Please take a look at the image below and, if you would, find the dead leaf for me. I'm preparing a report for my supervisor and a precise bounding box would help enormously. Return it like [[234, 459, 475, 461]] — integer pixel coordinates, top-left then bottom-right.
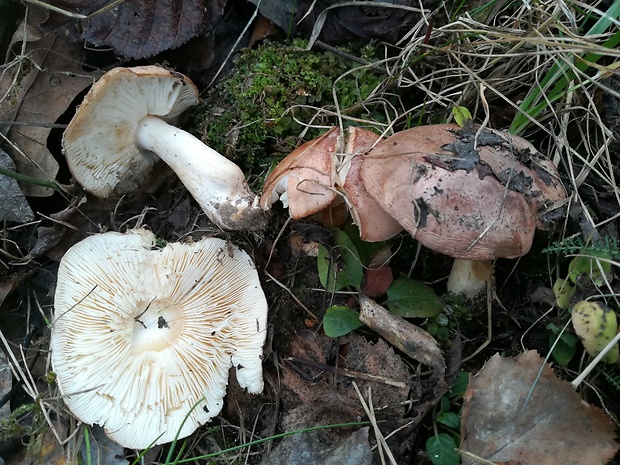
[[80, 425, 128, 465], [12, 421, 72, 465], [0, 148, 34, 222], [0, 351, 11, 420], [259, 427, 372, 465], [460, 351, 619, 465], [280, 330, 411, 460], [0, 10, 101, 197], [249, 0, 425, 45], [361, 266, 393, 297], [248, 14, 280, 47], [42, 0, 211, 59]]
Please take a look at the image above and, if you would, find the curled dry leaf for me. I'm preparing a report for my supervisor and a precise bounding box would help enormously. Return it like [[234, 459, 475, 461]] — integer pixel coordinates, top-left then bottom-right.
[[460, 351, 619, 465]]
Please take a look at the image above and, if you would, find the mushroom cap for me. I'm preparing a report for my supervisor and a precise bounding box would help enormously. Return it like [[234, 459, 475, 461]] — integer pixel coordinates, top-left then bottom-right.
[[260, 127, 339, 218], [62, 66, 199, 198], [473, 127, 567, 229], [260, 126, 403, 241], [336, 127, 403, 241], [51, 229, 267, 449], [360, 124, 538, 260]]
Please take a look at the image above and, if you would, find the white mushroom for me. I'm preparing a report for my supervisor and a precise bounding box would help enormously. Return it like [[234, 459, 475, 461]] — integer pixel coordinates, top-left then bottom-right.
[[51, 229, 268, 449], [62, 66, 267, 230]]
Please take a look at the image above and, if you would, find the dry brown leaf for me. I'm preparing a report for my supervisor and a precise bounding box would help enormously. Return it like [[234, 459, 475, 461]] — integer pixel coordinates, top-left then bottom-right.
[[361, 266, 393, 298], [42, 0, 212, 59], [460, 351, 619, 465], [0, 10, 101, 197], [280, 330, 410, 454], [0, 148, 34, 222]]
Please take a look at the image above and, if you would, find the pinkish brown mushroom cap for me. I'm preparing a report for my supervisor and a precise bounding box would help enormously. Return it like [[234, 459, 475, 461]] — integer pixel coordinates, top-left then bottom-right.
[[260, 128, 339, 219], [359, 124, 546, 260], [261, 126, 403, 241], [336, 127, 403, 242]]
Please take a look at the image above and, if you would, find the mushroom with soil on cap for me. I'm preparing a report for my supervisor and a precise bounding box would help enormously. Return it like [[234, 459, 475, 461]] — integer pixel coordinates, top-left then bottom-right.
[[51, 229, 268, 449], [260, 126, 402, 242], [360, 123, 566, 298], [62, 65, 267, 230]]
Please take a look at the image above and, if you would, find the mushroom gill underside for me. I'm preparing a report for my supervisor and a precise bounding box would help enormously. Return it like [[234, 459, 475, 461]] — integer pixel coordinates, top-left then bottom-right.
[[52, 229, 267, 449]]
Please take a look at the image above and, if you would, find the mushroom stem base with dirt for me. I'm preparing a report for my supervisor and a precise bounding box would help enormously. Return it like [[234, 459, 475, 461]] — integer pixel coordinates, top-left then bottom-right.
[[136, 115, 268, 230]]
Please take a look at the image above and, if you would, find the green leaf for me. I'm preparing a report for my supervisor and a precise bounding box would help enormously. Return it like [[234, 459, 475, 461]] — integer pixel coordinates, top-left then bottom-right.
[[451, 106, 472, 127], [342, 222, 386, 266], [549, 331, 578, 366], [323, 305, 363, 338], [385, 278, 443, 318], [572, 301, 619, 363], [437, 411, 461, 429], [449, 371, 470, 398], [547, 323, 578, 366], [567, 253, 612, 286], [317, 229, 364, 292], [553, 277, 576, 310], [426, 434, 460, 465]]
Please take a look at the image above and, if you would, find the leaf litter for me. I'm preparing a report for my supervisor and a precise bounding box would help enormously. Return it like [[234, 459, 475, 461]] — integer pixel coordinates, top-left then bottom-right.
[[0, 7, 101, 198], [1, 0, 620, 463], [460, 351, 619, 465]]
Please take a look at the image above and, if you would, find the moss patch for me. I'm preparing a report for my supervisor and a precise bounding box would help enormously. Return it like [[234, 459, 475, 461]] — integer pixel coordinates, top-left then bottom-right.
[[191, 39, 393, 178]]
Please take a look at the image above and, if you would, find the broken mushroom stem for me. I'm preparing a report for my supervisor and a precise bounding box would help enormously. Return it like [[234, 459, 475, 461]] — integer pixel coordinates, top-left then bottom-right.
[[135, 116, 266, 230]]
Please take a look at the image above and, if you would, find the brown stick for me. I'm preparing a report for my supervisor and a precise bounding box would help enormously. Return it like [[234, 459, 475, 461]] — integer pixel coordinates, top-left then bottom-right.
[[359, 295, 444, 380]]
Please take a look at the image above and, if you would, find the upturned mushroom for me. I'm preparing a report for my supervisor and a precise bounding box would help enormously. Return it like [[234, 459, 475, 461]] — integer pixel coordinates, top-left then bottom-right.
[[261, 126, 402, 241], [62, 66, 267, 230], [51, 229, 268, 449], [360, 123, 566, 298]]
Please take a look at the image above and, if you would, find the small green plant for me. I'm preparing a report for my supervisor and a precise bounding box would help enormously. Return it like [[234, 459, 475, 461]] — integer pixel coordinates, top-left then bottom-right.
[[426, 371, 469, 465], [317, 226, 470, 340], [546, 322, 578, 366], [0, 402, 35, 442], [550, 243, 613, 310], [546, 236, 618, 365], [317, 226, 366, 337]]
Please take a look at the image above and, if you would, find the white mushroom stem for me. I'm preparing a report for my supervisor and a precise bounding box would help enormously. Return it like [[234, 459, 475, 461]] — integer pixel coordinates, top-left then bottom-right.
[[135, 115, 267, 230], [446, 259, 494, 299]]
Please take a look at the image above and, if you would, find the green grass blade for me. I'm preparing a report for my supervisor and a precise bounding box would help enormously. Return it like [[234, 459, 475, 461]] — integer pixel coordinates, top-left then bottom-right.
[[510, 2, 620, 134]]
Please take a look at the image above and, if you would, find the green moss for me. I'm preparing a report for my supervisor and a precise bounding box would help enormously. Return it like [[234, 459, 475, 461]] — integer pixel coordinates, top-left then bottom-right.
[[191, 39, 390, 177]]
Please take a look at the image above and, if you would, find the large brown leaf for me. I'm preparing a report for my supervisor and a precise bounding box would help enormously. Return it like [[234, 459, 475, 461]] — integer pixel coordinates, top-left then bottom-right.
[[460, 351, 619, 465], [42, 0, 212, 59], [0, 10, 100, 197]]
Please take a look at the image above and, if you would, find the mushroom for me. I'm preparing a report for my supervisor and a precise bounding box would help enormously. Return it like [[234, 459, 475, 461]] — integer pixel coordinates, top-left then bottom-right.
[[261, 126, 402, 241], [62, 66, 267, 230], [51, 229, 268, 449], [260, 127, 340, 219], [360, 123, 566, 298]]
